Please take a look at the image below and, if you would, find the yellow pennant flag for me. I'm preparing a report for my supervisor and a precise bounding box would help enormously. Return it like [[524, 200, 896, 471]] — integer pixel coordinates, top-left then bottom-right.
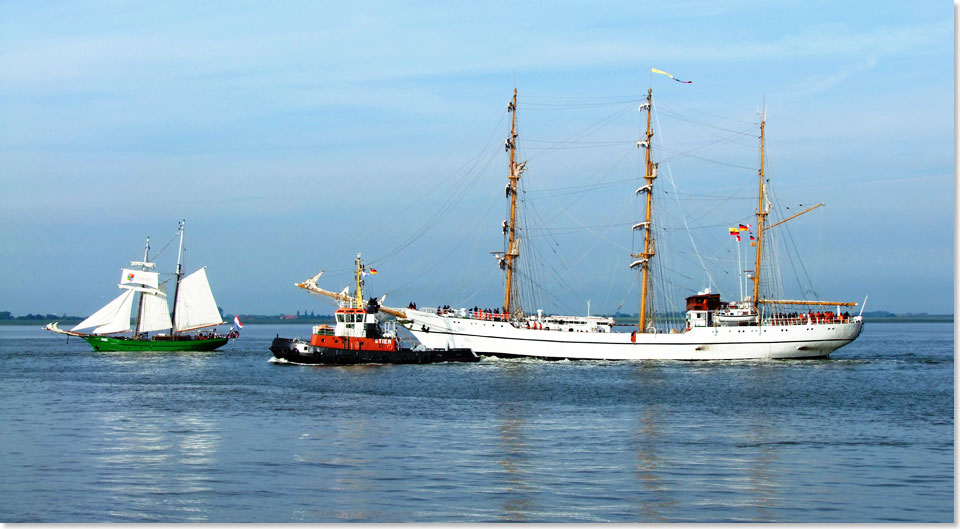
[[651, 68, 692, 84]]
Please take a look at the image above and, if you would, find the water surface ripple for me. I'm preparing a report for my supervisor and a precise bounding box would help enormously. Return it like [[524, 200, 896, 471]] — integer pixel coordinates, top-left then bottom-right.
[[0, 322, 952, 522]]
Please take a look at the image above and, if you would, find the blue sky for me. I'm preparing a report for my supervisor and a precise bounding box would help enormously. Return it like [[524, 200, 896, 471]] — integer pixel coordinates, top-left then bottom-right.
[[0, 1, 953, 316]]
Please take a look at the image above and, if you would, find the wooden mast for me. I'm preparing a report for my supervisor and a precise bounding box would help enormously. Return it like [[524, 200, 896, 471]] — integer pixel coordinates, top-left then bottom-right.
[[749, 115, 858, 312], [632, 88, 656, 331], [503, 89, 520, 315], [751, 115, 767, 310]]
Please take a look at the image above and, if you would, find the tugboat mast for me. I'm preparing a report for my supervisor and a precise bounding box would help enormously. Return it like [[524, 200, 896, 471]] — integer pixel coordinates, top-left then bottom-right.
[[354, 253, 365, 309], [632, 88, 657, 331]]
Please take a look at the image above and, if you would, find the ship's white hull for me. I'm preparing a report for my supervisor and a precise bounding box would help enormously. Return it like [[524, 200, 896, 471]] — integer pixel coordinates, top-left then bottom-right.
[[402, 310, 863, 361]]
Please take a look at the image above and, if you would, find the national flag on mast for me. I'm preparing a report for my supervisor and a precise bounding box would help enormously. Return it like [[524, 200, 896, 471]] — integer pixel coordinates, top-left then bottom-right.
[[739, 224, 750, 231], [729, 227, 739, 235], [370, 268, 378, 275], [233, 315, 243, 329]]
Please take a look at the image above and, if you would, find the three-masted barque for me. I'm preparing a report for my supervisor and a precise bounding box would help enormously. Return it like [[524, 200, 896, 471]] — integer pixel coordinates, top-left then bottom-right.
[[390, 88, 864, 360]]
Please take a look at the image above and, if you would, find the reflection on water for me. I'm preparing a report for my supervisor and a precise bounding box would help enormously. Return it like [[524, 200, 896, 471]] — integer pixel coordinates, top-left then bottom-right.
[[0, 323, 954, 522], [631, 403, 676, 521], [93, 410, 220, 521], [496, 405, 532, 521]]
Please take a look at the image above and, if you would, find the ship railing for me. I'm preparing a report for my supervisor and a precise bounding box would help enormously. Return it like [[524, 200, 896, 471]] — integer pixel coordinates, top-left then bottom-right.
[[420, 306, 512, 322], [762, 313, 858, 326], [312, 325, 335, 336]]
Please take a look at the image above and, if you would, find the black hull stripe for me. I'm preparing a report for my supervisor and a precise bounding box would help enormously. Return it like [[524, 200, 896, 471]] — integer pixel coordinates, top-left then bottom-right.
[[481, 351, 831, 361], [415, 329, 857, 347]]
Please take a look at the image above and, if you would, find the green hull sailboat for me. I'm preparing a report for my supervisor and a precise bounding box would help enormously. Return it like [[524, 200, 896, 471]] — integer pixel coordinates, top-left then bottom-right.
[[81, 334, 228, 352], [46, 220, 234, 352]]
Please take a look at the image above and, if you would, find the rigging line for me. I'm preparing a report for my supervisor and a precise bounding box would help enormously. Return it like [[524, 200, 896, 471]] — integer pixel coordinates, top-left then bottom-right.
[[661, 191, 755, 201], [525, 177, 635, 194], [772, 185, 819, 301], [524, 144, 638, 151], [654, 109, 716, 291], [654, 100, 757, 129], [524, 139, 635, 145], [320, 124, 505, 279], [525, 221, 636, 233], [656, 145, 757, 170], [512, 267, 581, 315], [542, 147, 634, 225], [368, 144, 501, 266], [521, 176, 583, 278], [149, 231, 181, 263], [655, 109, 758, 137], [453, 264, 500, 308], [526, 191, 635, 300], [657, 125, 758, 163], [680, 178, 756, 226], [381, 192, 497, 298], [446, 195, 503, 295], [344, 111, 508, 268], [610, 278, 635, 314], [516, 203, 586, 312], [524, 101, 638, 162], [523, 94, 645, 103]]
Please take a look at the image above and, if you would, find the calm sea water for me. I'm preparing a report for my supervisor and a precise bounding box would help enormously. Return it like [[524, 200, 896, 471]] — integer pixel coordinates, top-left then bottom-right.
[[0, 322, 953, 522]]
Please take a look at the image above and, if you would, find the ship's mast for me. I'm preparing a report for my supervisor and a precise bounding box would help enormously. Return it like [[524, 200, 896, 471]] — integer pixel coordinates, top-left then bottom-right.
[[751, 114, 767, 309], [503, 89, 522, 315], [632, 88, 657, 331], [354, 253, 365, 309], [170, 219, 185, 333], [133, 236, 150, 335]]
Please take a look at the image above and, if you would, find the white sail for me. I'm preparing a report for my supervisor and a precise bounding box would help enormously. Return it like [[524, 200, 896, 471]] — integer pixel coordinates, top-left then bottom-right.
[[174, 267, 224, 331], [137, 284, 172, 333], [120, 268, 159, 289], [71, 289, 135, 334]]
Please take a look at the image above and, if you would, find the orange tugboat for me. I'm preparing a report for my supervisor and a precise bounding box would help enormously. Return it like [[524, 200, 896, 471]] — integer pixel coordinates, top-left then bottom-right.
[[269, 254, 478, 365]]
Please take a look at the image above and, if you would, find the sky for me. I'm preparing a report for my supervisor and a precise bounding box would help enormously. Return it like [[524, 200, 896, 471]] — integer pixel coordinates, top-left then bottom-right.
[[0, 1, 954, 317]]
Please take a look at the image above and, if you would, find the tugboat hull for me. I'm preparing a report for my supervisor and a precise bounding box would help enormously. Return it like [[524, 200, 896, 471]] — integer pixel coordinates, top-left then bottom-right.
[[270, 337, 478, 365]]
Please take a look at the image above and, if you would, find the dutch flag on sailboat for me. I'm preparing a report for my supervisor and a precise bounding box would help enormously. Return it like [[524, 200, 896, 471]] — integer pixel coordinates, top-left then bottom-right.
[[233, 315, 243, 329]]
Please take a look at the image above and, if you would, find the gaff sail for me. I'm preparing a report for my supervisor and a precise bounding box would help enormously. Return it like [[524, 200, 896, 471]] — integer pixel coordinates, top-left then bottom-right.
[[174, 268, 224, 332], [137, 283, 173, 333]]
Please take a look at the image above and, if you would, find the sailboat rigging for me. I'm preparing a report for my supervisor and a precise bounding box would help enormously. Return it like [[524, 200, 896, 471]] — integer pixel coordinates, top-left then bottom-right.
[[45, 220, 234, 352]]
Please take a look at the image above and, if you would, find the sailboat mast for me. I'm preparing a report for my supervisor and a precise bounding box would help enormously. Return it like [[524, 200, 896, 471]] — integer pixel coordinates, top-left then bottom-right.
[[635, 88, 656, 331], [503, 89, 520, 315], [751, 115, 767, 309], [170, 219, 185, 333], [133, 236, 150, 335]]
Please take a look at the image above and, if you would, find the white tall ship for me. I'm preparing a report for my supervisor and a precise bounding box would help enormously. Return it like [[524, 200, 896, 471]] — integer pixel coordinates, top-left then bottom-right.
[[299, 87, 864, 360]]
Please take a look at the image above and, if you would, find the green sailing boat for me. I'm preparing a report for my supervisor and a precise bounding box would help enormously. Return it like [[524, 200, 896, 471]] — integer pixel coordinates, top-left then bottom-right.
[[45, 220, 234, 352]]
